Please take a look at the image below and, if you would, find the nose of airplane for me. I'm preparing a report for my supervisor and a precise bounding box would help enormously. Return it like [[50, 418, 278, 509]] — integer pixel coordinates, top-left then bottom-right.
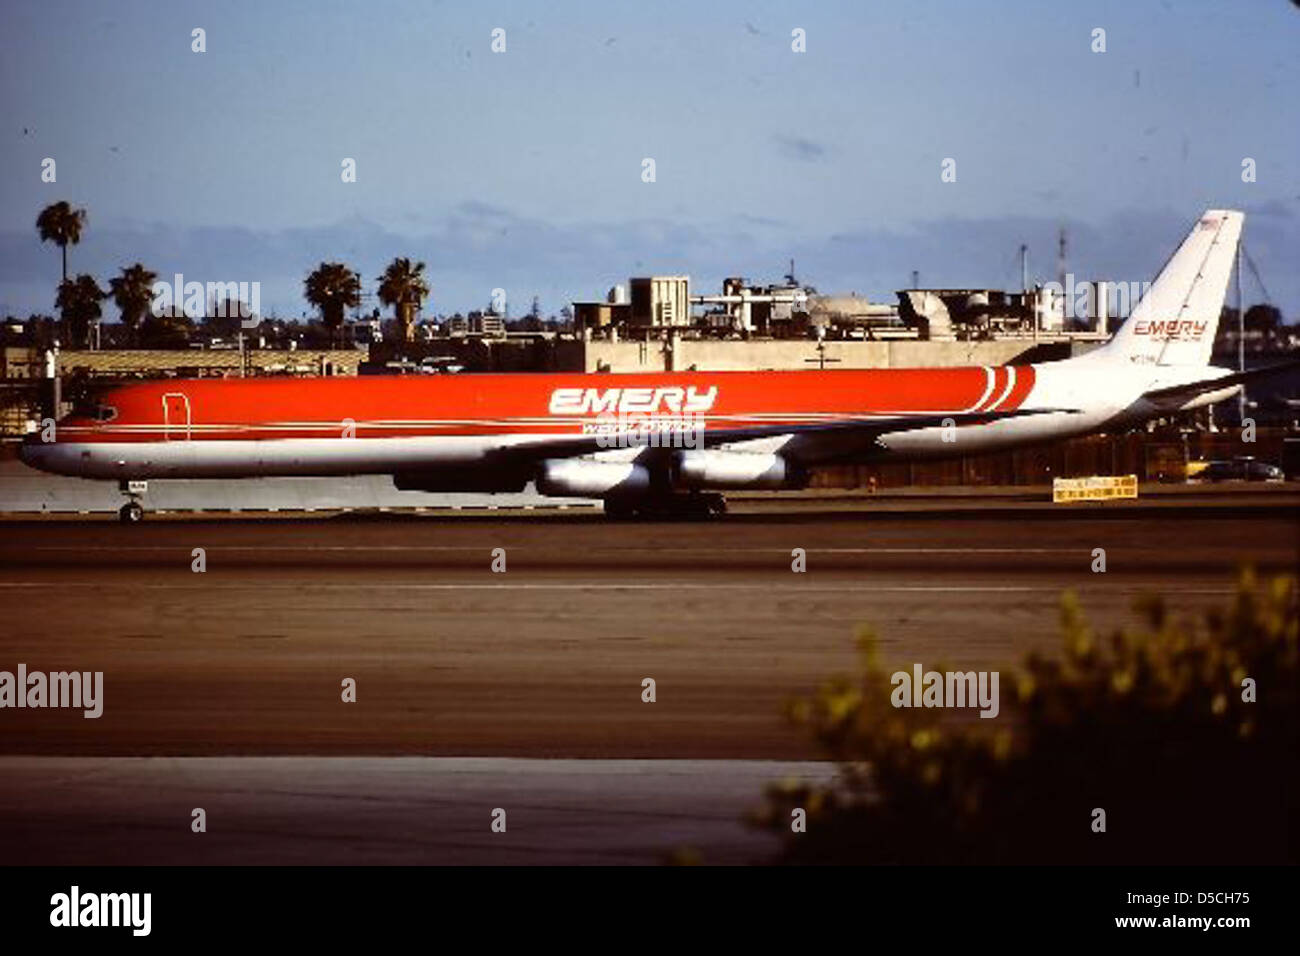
[[19, 432, 49, 470]]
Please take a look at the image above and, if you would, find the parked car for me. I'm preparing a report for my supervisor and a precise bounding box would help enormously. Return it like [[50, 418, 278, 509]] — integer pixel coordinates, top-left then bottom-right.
[[1195, 457, 1285, 482]]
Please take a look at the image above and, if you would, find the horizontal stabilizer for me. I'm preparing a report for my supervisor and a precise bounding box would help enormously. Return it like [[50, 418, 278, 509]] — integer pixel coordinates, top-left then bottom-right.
[[1140, 358, 1300, 406]]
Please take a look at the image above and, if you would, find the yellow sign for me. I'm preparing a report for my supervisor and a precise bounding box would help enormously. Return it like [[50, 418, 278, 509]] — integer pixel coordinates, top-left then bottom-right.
[[1052, 474, 1139, 503]]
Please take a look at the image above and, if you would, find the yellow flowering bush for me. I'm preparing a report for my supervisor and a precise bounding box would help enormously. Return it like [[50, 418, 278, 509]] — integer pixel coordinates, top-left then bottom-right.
[[754, 571, 1297, 863]]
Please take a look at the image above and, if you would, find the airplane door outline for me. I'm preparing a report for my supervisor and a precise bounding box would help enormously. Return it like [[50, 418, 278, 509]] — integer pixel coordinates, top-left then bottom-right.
[[162, 392, 191, 441]]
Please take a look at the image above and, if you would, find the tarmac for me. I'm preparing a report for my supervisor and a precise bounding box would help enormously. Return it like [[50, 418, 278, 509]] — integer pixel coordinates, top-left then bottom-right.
[[0, 757, 832, 865]]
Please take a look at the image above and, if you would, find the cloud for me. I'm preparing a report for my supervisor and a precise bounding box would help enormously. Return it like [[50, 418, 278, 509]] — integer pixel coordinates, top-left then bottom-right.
[[772, 135, 827, 162]]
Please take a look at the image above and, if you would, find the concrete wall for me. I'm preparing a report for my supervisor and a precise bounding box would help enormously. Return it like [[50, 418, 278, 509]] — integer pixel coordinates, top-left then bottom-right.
[[580, 340, 669, 372], [676, 339, 889, 371], [41, 339, 1101, 379], [882, 340, 1032, 368]]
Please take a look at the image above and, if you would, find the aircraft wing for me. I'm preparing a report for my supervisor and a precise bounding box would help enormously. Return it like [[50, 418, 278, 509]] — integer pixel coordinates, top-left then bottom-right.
[[500, 407, 1068, 464]]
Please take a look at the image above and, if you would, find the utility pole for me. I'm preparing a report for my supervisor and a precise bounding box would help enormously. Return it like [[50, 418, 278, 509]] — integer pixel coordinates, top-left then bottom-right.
[[1020, 244, 1028, 294], [1057, 227, 1067, 301]]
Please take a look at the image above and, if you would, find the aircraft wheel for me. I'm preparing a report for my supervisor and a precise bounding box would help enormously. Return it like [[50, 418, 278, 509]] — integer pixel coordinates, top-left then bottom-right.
[[119, 501, 145, 524], [683, 493, 726, 520], [603, 498, 639, 520]]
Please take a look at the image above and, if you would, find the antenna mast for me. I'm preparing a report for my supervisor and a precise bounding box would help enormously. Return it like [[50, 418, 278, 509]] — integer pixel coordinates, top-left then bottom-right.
[[1236, 234, 1245, 421]]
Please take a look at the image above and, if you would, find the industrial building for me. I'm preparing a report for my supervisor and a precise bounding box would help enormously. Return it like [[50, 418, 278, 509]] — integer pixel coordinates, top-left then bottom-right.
[[571, 270, 1119, 344]]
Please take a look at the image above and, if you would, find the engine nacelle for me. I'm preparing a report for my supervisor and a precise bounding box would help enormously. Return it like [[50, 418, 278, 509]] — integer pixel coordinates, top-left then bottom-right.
[[674, 450, 794, 489], [536, 459, 651, 498]]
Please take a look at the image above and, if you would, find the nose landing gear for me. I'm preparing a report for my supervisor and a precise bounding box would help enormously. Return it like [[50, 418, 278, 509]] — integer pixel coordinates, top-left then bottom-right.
[[118, 479, 148, 524]]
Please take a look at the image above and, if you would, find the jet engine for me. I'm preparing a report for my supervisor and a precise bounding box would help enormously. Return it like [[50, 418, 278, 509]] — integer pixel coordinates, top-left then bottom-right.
[[536, 459, 652, 497], [673, 450, 796, 489]]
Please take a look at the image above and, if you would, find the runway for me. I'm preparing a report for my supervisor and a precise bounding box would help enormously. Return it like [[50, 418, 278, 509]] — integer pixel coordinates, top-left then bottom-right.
[[1, 493, 1296, 758], [0, 492, 1295, 863]]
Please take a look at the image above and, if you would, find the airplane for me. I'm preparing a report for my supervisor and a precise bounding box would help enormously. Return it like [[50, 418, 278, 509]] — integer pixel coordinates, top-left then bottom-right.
[[19, 208, 1289, 522]]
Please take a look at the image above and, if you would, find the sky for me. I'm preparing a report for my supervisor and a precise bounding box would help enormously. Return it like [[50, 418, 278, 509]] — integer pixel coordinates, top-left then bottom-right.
[[1, 0, 1297, 321]]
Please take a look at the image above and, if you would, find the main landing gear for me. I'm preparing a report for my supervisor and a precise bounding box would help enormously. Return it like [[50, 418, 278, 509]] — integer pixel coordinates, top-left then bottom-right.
[[603, 492, 727, 521], [118, 480, 147, 524]]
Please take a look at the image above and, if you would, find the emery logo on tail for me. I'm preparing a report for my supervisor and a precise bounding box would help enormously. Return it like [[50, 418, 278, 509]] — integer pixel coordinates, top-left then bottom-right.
[[1132, 320, 1208, 341], [549, 385, 718, 416]]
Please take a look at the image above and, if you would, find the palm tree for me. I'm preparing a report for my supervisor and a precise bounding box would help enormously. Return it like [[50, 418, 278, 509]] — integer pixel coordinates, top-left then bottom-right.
[[377, 257, 431, 343], [55, 274, 107, 349], [304, 262, 361, 348], [209, 294, 251, 339], [140, 303, 193, 349], [36, 201, 88, 284], [108, 263, 158, 347]]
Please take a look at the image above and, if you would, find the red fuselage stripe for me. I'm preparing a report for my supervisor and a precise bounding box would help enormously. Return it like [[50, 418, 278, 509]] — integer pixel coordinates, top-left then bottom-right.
[[52, 366, 1038, 444]]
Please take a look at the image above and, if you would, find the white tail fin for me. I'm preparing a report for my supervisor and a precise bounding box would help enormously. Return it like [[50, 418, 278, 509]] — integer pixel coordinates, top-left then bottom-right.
[[1095, 209, 1243, 367]]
